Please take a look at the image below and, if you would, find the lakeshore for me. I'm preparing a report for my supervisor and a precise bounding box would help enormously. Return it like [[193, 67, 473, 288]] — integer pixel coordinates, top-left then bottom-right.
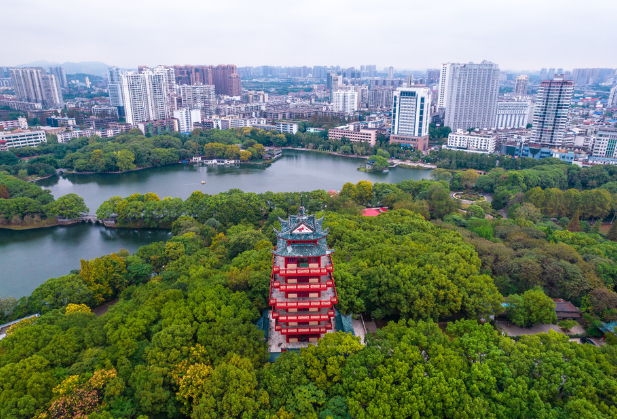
[[1, 149, 433, 298]]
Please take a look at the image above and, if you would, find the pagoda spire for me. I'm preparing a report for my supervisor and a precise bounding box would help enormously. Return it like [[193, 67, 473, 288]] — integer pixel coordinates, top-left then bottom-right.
[[299, 194, 305, 216]]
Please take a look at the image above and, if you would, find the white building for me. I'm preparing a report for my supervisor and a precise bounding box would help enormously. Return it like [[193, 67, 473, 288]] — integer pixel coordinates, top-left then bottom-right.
[[442, 61, 500, 131], [391, 87, 431, 137], [591, 129, 617, 158], [9, 68, 63, 107], [0, 130, 47, 148], [444, 130, 497, 154], [107, 67, 124, 108], [121, 70, 170, 125], [332, 89, 358, 114], [50, 66, 68, 89], [153, 66, 176, 94], [0, 117, 28, 130], [57, 126, 131, 143], [437, 63, 454, 109], [276, 122, 299, 134], [531, 75, 574, 146], [173, 109, 202, 133], [178, 84, 216, 118], [495, 101, 530, 129], [609, 85, 617, 108]]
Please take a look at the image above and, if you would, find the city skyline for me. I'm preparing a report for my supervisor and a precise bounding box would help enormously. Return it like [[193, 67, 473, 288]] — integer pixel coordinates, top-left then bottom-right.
[[3, 0, 616, 70]]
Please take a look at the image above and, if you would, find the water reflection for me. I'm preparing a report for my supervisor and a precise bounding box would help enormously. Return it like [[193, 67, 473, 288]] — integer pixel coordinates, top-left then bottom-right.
[[0, 224, 171, 298]]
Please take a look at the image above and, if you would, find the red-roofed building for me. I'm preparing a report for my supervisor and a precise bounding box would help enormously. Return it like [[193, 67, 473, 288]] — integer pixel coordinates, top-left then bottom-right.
[[362, 207, 388, 217]]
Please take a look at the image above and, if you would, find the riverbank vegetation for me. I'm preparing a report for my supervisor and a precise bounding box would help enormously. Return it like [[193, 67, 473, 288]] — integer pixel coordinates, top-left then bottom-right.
[[0, 174, 88, 227], [3, 183, 617, 418], [0, 127, 423, 178]]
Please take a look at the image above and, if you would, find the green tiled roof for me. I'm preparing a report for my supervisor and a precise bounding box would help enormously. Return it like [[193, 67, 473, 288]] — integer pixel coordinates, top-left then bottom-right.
[[273, 207, 334, 257], [272, 239, 334, 257]]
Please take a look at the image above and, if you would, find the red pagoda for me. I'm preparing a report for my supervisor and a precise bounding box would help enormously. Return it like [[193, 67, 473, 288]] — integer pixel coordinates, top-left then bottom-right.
[[269, 205, 337, 345]]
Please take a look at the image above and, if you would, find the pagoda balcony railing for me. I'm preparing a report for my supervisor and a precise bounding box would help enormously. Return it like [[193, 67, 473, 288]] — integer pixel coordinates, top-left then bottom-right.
[[274, 322, 333, 335], [272, 281, 334, 291], [272, 265, 333, 276], [269, 297, 338, 309], [272, 311, 335, 322]]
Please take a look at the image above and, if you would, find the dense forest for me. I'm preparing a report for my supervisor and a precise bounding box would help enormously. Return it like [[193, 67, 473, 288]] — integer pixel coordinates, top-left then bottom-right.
[[6, 125, 617, 416], [3, 202, 617, 418], [0, 174, 88, 225]]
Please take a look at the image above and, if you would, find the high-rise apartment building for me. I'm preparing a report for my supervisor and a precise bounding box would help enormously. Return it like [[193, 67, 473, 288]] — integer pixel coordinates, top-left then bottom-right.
[[332, 89, 358, 114], [178, 84, 216, 117], [368, 88, 394, 110], [361, 65, 376, 78], [237, 66, 253, 79], [530, 75, 574, 146], [172, 64, 241, 96], [49, 66, 68, 88], [120, 70, 170, 125], [107, 67, 124, 108], [437, 63, 453, 109], [327, 73, 342, 98], [211, 65, 241, 96], [514, 75, 529, 96], [388, 67, 394, 79], [9, 67, 63, 107], [173, 109, 202, 133], [312, 66, 328, 79], [152, 66, 176, 94], [173, 65, 212, 85], [495, 101, 530, 129], [608, 85, 617, 107], [427, 69, 440, 84], [391, 87, 431, 137], [442, 61, 500, 131], [572, 68, 616, 86]]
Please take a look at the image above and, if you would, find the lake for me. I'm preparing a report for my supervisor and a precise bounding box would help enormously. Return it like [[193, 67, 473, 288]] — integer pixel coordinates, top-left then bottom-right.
[[0, 150, 432, 298]]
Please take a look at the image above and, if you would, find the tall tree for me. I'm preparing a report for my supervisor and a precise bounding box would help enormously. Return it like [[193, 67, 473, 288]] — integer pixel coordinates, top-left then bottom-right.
[[567, 211, 581, 232]]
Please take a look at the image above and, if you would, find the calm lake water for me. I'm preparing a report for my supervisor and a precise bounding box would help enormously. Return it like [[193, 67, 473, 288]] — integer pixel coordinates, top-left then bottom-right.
[[0, 150, 432, 299]]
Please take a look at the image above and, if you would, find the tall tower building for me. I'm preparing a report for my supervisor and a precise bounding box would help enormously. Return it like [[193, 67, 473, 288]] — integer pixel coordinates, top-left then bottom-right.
[[211, 65, 241, 96], [107, 67, 124, 108], [120, 70, 170, 125], [514, 75, 529, 96], [178, 84, 216, 117], [332, 88, 358, 114], [608, 85, 617, 108], [531, 75, 574, 146], [152, 66, 176, 94], [389, 87, 431, 151], [437, 63, 454, 109], [9, 67, 63, 107], [49, 66, 68, 88], [388, 66, 394, 79], [268, 206, 337, 345], [443, 61, 500, 131], [327, 73, 342, 98], [391, 87, 431, 137]]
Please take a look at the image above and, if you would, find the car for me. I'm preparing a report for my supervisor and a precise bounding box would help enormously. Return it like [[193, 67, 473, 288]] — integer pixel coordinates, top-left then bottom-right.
[[580, 337, 596, 346]]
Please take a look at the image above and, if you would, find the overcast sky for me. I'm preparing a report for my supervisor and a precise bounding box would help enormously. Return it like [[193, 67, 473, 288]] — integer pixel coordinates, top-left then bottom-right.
[[4, 0, 616, 71]]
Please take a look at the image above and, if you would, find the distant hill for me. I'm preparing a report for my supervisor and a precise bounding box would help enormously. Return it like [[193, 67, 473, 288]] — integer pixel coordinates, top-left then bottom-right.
[[15, 61, 111, 77]]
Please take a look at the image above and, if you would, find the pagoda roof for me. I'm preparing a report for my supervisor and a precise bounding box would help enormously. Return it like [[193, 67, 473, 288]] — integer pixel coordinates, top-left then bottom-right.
[[274, 206, 329, 241], [272, 239, 334, 257]]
